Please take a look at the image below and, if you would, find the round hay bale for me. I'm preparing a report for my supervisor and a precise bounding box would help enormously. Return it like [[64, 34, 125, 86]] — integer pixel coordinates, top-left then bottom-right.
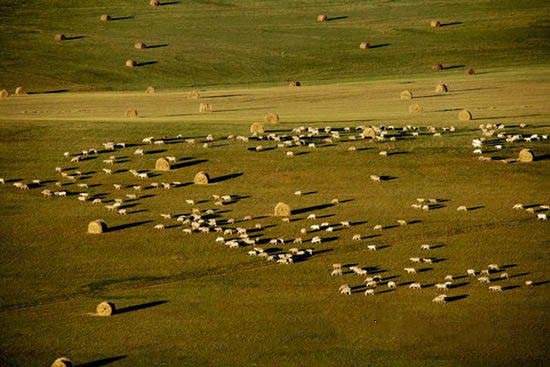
[[264, 112, 280, 124], [96, 301, 116, 316], [458, 110, 472, 121], [126, 109, 138, 118], [155, 157, 171, 171], [0, 89, 9, 98], [145, 86, 156, 94], [465, 68, 475, 75], [15, 86, 26, 95], [150, 0, 160, 8], [518, 149, 534, 162], [359, 42, 370, 50], [432, 64, 443, 71], [134, 42, 147, 50], [317, 15, 327, 22], [274, 202, 291, 217], [363, 127, 377, 139], [194, 171, 210, 185], [409, 103, 423, 113], [54, 34, 66, 42], [430, 20, 441, 28], [100, 14, 112, 22], [289, 80, 301, 87], [125, 59, 137, 68], [250, 122, 265, 134], [87, 219, 107, 234], [51, 357, 73, 367], [435, 83, 448, 93], [400, 90, 413, 100]]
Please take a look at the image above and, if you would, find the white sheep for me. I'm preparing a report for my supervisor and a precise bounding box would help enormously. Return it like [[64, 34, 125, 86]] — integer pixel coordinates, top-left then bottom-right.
[[467, 269, 476, 276], [387, 281, 397, 289], [457, 206, 468, 211], [404, 267, 416, 274], [397, 220, 407, 226], [370, 175, 381, 182], [478, 276, 490, 284], [488, 285, 502, 292], [331, 269, 343, 276], [364, 289, 375, 296], [420, 244, 431, 250], [432, 295, 447, 304], [307, 214, 316, 220], [352, 234, 361, 241], [367, 245, 377, 251], [373, 225, 383, 231], [537, 213, 547, 221], [118, 209, 127, 215], [339, 284, 352, 295], [409, 283, 421, 289], [513, 203, 523, 210], [154, 224, 165, 230]]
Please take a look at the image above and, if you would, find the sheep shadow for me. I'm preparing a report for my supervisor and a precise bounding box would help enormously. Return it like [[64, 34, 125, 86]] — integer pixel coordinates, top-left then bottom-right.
[[380, 176, 398, 181], [76, 355, 127, 367], [502, 285, 520, 291], [449, 282, 469, 289], [533, 280, 550, 287], [446, 294, 468, 302], [106, 220, 153, 232], [292, 203, 334, 215], [467, 206, 485, 211], [209, 172, 244, 183], [113, 300, 168, 315]]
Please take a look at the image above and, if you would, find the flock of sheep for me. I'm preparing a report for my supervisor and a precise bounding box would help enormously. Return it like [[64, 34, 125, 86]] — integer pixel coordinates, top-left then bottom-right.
[[2, 120, 547, 310]]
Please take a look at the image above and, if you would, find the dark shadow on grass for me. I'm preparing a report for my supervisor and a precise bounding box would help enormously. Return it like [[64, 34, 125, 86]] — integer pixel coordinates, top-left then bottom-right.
[[146, 44, 168, 49], [467, 206, 484, 211], [171, 159, 207, 169], [106, 220, 153, 232], [292, 203, 334, 215], [209, 172, 244, 183], [533, 280, 549, 287], [369, 43, 390, 49], [449, 282, 469, 289], [114, 300, 167, 315], [111, 16, 134, 21], [136, 61, 158, 67], [443, 65, 465, 70], [326, 16, 348, 21], [28, 89, 69, 94], [380, 176, 398, 181], [440, 21, 463, 27], [76, 355, 127, 367], [160, 1, 181, 5], [145, 149, 167, 155], [446, 294, 468, 302], [502, 285, 520, 291], [65, 36, 87, 40]]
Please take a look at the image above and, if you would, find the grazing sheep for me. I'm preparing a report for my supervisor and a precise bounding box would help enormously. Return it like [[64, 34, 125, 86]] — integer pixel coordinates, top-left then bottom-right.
[[387, 281, 397, 289], [467, 269, 476, 276], [373, 225, 383, 231], [103, 168, 112, 175], [367, 245, 377, 251], [154, 224, 165, 230], [500, 272, 509, 279], [397, 220, 407, 226], [409, 283, 422, 289], [513, 204, 524, 210], [310, 224, 320, 231], [404, 267, 416, 274], [331, 268, 343, 276], [307, 214, 316, 220], [294, 191, 302, 196], [160, 214, 171, 219], [113, 184, 122, 190], [478, 276, 490, 283], [339, 284, 352, 295], [352, 234, 361, 241], [293, 238, 303, 244], [432, 295, 447, 304], [488, 264, 500, 271], [444, 275, 454, 281], [525, 280, 533, 287], [311, 236, 321, 244], [118, 209, 127, 215], [331, 198, 339, 204], [410, 257, 421, 263], [537, 213, 547, 221], [457, 206, 468, 211], [364, 289, 375, 296], [370, 175, 381, 182], [134, 149, 144, 156], [421, 244, 431, 250], [340, 221, 350, 227], [489, 285, 503, 292], [92, 198, 102, 205]]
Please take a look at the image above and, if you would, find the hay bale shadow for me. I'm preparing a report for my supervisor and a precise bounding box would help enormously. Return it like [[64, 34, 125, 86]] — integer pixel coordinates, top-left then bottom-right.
[[65, 36, 87, 41], [136, 61, 158, 67], [111, 16, 134, 21], [440, 21, 463, 27], [326, 16, 348, 21], [113, 300, 167, 315], [369, 43, 390, 49], [292, 203, 334, 215], [442, 65, 465, 70], [146, 44, 168, 49], [106, 220, 153, 232], [209, 172, 244, 183], [76, 355, 127, 367]]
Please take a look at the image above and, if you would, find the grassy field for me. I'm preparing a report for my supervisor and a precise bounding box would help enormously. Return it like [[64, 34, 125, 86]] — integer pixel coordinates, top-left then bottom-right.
[[0, 1, 549, 366]]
